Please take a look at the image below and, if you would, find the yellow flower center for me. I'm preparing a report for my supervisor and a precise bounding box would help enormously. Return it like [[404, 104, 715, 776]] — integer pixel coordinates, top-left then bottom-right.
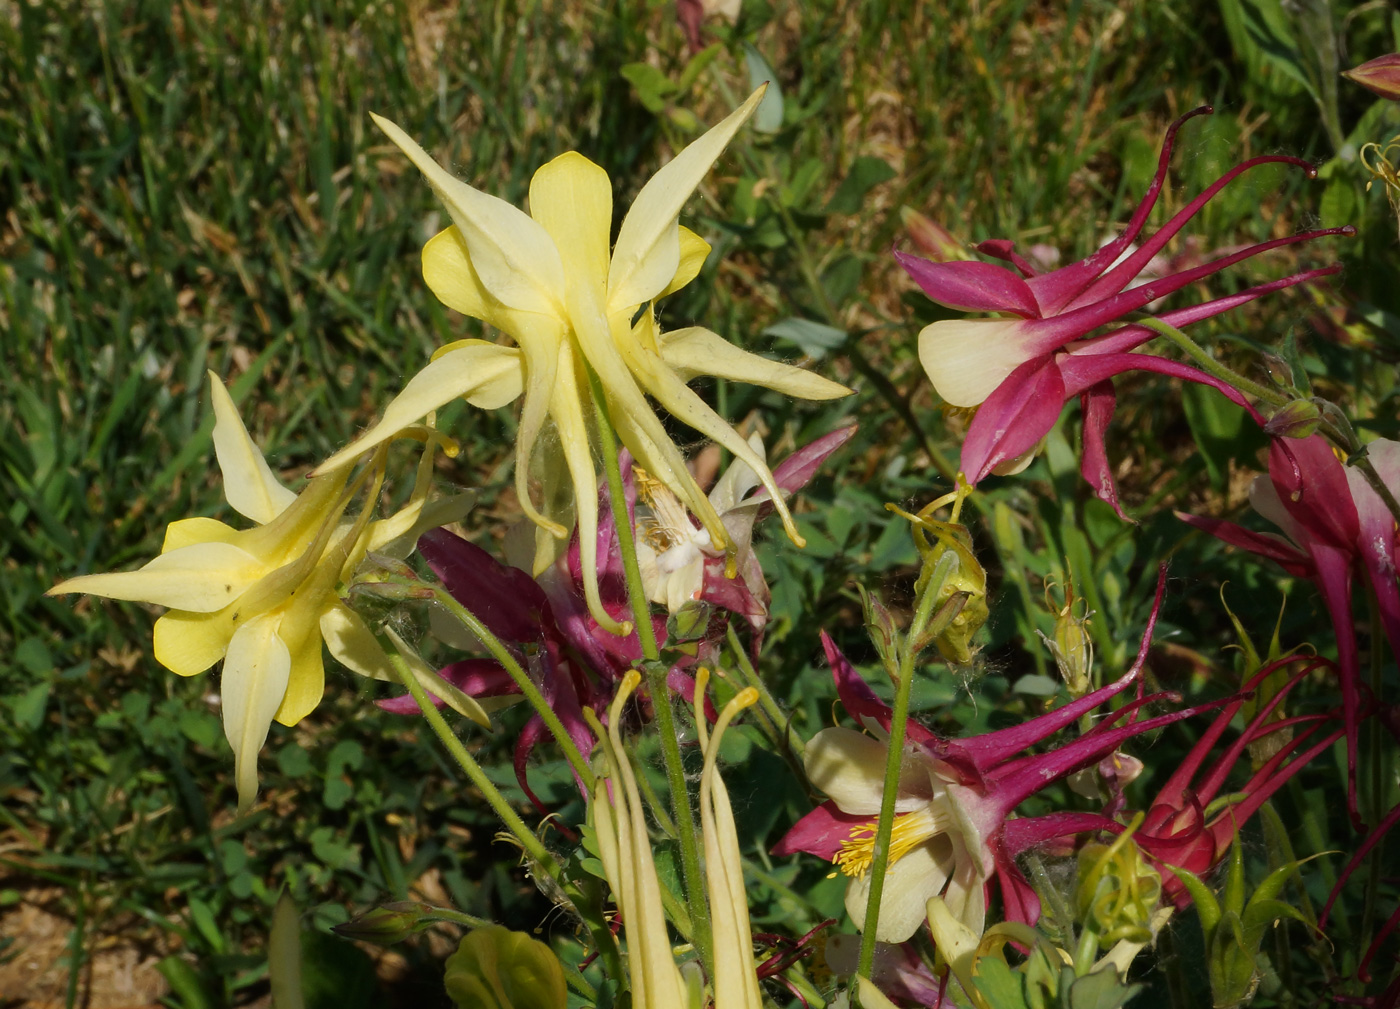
[[833, 806, 949, 879]]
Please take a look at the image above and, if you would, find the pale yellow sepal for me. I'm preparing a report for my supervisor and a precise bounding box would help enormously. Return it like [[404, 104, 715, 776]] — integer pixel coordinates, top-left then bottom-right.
[[51, 541, 266, 613], [659, 326, 851, 399], [371, 113, 566, 317], [314, 343, 524, 475], [607, 84, 766, 313], [208, 370, 296, 523]]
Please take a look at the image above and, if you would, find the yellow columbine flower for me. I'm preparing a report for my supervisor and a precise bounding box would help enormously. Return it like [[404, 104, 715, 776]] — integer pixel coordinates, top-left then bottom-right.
[[49, 373, 484, 811], [588, 669, 763, 1009], [316, 86, 850, 634]]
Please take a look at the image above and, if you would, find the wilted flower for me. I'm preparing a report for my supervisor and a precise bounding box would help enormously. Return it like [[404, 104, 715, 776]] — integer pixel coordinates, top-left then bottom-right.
[[1179, 435, 1400, 821], [316, 88, 849, 634], [898, 107, 1348, 511], [48, 374, 466, 810]]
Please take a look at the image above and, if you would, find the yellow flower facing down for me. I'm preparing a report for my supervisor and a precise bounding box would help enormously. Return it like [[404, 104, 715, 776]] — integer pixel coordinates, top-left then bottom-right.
[[316, 86, 850, 634], [49, 373, 485, 811]]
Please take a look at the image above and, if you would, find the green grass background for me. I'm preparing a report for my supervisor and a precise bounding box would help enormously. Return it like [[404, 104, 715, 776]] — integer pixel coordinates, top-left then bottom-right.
[[3, 0, 1400, 1006]]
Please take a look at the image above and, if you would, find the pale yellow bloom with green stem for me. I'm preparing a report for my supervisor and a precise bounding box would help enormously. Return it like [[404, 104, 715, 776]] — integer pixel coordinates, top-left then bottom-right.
[[49, 373, 483, 811], [588, 668, 764, 1009], [315, 85, 850, 634]]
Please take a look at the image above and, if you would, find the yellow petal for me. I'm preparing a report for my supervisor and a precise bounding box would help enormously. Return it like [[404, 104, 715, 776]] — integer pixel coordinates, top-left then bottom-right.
[[312, 343, 524, 475], [274, 616, 325, 727], [422, 226, 497, 323], [657, 226, 710, 299], [658, 326, 851, 399], [528, 152, 613, 297], [220, 615, 292, 813], [367, 491, 476, 559], [50, 541, 265, 613], [163, 516, 239, 553], [607, 85, 767, 313], [208, 371, 297, 524], [925, 895, 983, 1004], [918, 318, 1038, 408], [371, 113, 566, 317], [855, 978, 902, 1009], [153, 610, 231, 676], [322, 604, 393, 679]]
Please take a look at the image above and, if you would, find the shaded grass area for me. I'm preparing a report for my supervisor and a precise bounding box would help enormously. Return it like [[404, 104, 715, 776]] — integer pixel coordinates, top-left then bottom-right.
[[3, 0, 1398, 1005]]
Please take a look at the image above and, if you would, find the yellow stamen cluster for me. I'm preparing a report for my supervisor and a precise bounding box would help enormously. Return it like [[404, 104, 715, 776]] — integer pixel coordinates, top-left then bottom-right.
[[834, 806, 947, 879], [633, 465, 700, 553]]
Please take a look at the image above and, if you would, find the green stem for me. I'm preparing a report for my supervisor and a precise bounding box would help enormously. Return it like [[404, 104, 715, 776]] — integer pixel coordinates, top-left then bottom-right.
[[857, 551, 958, 978], [1024, 850, 1077, 950], [430, 584, 594, 792], [387, 646, 561, 878], [584, 361, 713, 969], [727, 623, 804, 760], [1142, 317, 1288, 409]]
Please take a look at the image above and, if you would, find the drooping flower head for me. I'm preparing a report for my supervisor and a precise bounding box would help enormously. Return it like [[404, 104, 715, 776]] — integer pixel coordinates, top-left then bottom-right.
[[49, 374, 464, 810], [774, 572, 1233, 941], [1179, 435, 1400, 822], [899, 106, 1350, 510], [316, 88, 850, 635]]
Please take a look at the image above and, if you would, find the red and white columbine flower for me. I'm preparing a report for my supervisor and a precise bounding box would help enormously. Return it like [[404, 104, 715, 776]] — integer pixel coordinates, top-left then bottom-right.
[[774, 573, 1230, 941], [1179, 435, 1400, 823], [898, 106, 1350, 513]]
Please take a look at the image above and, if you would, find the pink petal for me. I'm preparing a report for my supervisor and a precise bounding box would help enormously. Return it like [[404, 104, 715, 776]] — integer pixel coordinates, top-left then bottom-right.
[[375, 659, 515, 715], [1028, 106, 1211, 316], [771, 800, 862, 859], [820, 631, 938, 747], [419, 529, 550, 643], [975, 238, 1039, 279], [959, 356, 1064, 484], [1175, 511, 1313, 577], [1079, 381, 1127, 519], [895, 251, 1041, 318], [1268, 435, 1361, 549]]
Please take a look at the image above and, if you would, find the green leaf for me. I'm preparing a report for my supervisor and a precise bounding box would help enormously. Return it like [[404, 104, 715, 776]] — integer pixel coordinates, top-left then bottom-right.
[[826, 155, 896, 215], [971, 956, 1031, 1009], [676, 43, 723, 94], [9, 682, 50, 731], [743, 44, 784, 133], [761, 317, 848, 358], [156, 956, 213, 1009], [619, 63, 676, 114]]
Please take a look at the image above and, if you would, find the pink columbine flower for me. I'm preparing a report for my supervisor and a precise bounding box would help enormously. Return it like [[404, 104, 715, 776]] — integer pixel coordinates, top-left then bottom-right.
[[1179, 436, 1400, 823], [898, 106, 1350, 512], [1129, 657, 1344, 903], [773, 572, 1231, 941]]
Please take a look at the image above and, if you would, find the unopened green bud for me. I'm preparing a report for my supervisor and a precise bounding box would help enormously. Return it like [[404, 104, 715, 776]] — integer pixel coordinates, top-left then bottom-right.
[[1040, 585, 1094, 696], [898, 507, 988, 664], [332, 901, 436, 945], [1263, 399, 1323, 440], [1343, 53, 1400, 101], [444, 926, 567, 1009]]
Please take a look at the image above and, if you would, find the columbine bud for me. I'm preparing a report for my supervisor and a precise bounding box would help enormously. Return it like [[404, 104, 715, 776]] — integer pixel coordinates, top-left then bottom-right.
[[899, 206, 970, 262], [1343, 54, 1400, 101], [1039, 583, 1094, 696], [444, 926, 567, 1009], [1263, 398, 1323, 439], [901, 511, 988, 664], [332, 901, 436, 945]]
